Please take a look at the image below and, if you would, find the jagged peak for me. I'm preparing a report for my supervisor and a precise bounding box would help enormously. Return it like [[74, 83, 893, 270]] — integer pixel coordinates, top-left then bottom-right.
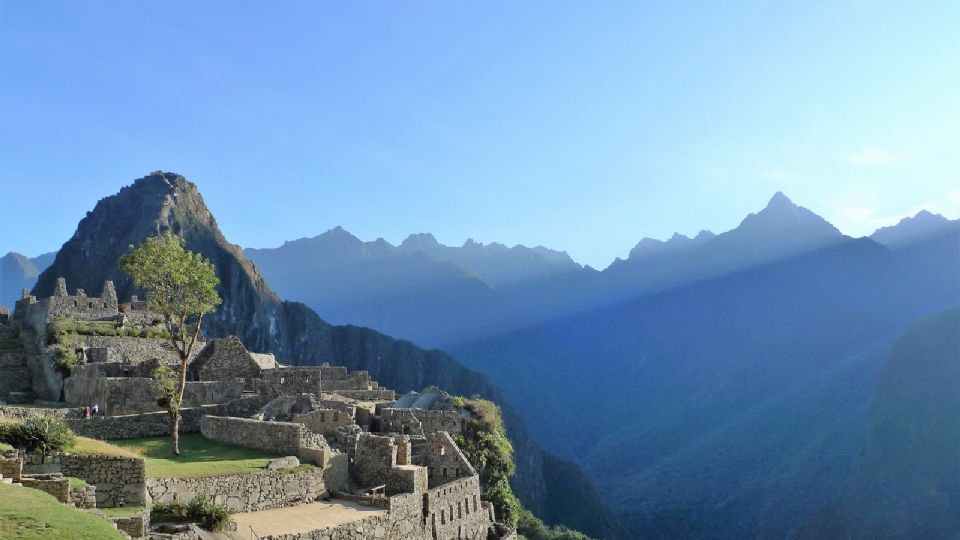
[[628, 229, 716, 259], [766, 191, 796, 210], [401, 232, 441, 249]]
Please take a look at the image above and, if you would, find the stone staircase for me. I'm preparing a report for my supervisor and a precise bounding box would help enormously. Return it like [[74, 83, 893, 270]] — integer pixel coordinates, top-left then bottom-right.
[[0, 320, 34, 403]]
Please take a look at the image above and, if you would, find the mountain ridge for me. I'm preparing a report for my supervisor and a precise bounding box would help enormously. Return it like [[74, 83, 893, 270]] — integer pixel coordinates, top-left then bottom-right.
[[31, 171, 626, 539]]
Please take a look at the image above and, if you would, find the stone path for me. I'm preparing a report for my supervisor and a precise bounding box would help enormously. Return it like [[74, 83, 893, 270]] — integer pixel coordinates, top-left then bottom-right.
[[229, 500, 385, 539]]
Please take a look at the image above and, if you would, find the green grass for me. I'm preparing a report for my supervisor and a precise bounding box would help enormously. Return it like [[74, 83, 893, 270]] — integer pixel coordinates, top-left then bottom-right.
[[67, 437, 140, 458], [0, 442, 12, 452], [66, 477, 88, 490], [109, 434, 275, 478], [0, 482, 125, 539], [98, 506, 145, 518]]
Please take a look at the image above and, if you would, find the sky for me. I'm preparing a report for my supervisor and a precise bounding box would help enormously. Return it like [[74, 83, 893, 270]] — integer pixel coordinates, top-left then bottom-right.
[[1, 1, 958, 268]]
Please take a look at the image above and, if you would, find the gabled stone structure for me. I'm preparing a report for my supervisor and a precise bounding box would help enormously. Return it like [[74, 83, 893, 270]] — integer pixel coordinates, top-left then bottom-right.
[[187, 335, 275, 386]]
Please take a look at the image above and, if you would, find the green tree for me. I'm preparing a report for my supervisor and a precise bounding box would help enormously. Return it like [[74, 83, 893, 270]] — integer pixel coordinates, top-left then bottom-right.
[[120, 233, 221, 455], [453, 397, 521, 527]]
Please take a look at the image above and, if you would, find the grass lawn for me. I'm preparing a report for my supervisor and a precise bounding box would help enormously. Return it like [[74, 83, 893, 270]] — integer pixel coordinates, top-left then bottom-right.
[[109, 434, 276, 478], [65, 476, 88, 489], [67, 437, 140, 458], [0, 482, 125, 539]]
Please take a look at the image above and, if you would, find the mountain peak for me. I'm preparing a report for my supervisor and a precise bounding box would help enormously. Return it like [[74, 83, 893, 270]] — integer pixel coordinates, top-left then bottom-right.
[[400, 233, 441, 251], [765, 191, 797, 211], [871, 209, 956, 247]]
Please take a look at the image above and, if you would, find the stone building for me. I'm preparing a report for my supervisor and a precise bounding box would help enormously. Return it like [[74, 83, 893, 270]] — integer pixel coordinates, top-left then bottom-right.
[[2, 280, 512, 539]]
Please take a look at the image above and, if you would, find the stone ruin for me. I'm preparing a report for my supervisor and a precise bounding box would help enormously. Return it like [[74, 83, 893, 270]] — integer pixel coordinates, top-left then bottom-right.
[[0, 279, 514, 539]]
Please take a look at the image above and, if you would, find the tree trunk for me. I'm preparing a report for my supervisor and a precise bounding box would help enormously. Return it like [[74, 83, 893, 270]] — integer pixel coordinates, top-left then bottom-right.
[[170, 410, 181, 455]]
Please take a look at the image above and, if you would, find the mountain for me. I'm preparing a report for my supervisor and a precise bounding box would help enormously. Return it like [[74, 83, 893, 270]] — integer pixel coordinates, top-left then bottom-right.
[[31, 171, 625, 539], [244, 229, 526, 348], [0, 251, 56, 310], [396, 233, 582, 288], [800, 307, 960, 539], [599, 192, 846, 302], [448, 201, 958, 537], [870, 210, 958, 247]]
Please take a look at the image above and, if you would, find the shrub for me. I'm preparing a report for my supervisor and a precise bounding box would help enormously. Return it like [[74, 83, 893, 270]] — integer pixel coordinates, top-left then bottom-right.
[[52, 343, 82, 374], [187, 494, 230, 531], [487, 478, 522, 528], [517, 510, 592, 540], [151, 495, 230, 532], [0, 415, 76, 453]]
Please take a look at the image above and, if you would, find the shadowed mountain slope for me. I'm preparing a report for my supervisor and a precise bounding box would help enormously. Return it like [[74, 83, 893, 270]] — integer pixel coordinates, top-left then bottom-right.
[[800, 306, 960, 540], [31, 171, 625, 539], [452, 229, 958, 538]]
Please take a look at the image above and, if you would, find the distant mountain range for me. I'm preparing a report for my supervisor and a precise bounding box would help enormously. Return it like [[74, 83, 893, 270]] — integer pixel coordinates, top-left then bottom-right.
[[10, 177, 958, 538], [25, 172, 625, 540], [245, 193, 959, 538], [0, 251, 55, 310]]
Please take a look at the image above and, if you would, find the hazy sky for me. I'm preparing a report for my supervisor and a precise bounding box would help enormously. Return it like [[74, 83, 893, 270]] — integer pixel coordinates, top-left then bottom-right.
[[2, 2, 958, 268]]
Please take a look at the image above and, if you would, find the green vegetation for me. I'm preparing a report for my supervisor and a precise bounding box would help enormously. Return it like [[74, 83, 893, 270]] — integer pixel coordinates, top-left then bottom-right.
[[151, 494, 231, 531], [48, 318, 171, 341], [454, 397, 521, 528], [453, 397, 595, 537], [517, 510, 592, 540], [0, 415, 75, 453], [67, 437, 141, 458], [0, 441, 12, 452], [0, 482, 125, 539], [120, 232, 222, 455], [110, 434, 273, 478], [66, 476, 88, 490]]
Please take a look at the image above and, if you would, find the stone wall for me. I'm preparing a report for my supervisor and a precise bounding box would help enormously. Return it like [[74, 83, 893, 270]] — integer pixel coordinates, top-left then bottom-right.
[[425, 475, 495, 540], [380, 408, 462, 437], [416, 431, 476, 489], [146, 466, 336, 512], [21, 452, 147, 507], [353, 433, 429, 496], [260, 482, 496, 540], [21, 475, 70, 502], [328, 389, 396, 401], [70, 484, 97, 509], [187, 336, 263, 383], [260, 367, 324, 395], [111, 511, 149, 538], [75, 335, 202, 365], [64, 364, 244, 415], [0, 405, 78, 421], [0, 455, 23, 481], [200, 415, 322, 458], [354, 433, 397, 489], [292, 409, 355, 436], [66, 397, 266, 440], [60, 454, 147, 507], [15, 278, 120, 327]]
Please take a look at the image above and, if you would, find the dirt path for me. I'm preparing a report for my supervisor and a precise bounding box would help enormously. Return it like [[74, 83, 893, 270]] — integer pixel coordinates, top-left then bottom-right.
[[229, 500, 385, 539]]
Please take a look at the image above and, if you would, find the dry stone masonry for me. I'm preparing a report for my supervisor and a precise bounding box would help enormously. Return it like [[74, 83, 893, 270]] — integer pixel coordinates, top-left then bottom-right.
[[1, 281, 514, 539]]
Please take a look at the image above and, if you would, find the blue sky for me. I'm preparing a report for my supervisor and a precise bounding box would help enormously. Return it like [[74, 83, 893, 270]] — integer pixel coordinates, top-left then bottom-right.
[[2, 1, 958, 268]]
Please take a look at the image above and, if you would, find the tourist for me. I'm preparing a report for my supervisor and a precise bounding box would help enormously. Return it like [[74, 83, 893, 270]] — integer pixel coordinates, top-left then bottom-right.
[[92, 403, 100, 416], [83, 406, 91, 419]]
